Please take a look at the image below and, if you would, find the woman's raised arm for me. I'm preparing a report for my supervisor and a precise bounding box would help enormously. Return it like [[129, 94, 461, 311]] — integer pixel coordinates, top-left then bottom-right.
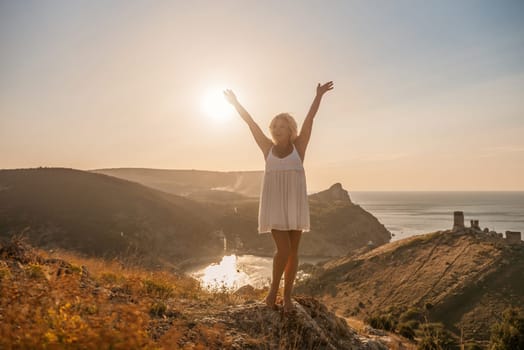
[[224, 89, 273, 155], [295, 81, 334, 156]]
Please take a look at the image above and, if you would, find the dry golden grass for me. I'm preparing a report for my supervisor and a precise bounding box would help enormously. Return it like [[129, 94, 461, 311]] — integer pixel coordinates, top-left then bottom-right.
[[0, 240, 236, 349], [2, 239, 346, 350], [1, 238, 391, 350]]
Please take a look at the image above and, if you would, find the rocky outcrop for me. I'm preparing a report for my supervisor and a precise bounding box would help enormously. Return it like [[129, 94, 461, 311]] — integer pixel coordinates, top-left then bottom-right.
[[309, 183, 352, 205], [197, 297, 372, 349]]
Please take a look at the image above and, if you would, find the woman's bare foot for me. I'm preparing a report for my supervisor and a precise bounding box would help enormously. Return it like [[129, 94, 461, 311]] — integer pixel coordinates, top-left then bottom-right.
[[264, 290, 278, 310], [283, 298, 295, 314]]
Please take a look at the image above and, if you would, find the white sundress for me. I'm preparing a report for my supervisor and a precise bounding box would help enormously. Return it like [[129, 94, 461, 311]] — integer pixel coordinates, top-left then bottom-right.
[[258, 143, 311, 234]]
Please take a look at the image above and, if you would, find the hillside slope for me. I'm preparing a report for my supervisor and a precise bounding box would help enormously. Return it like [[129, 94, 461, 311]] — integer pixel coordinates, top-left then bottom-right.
[[0, 168, 224, 266], [296, 229, 524, 342]]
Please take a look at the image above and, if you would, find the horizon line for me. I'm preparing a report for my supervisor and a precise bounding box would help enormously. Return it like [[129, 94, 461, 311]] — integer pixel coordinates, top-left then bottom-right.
[[1, 166, 523, 192]]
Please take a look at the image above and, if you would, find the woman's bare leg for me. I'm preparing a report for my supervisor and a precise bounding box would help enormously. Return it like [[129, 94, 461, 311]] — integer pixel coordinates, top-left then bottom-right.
[[283, 230, 302, 311], [264, 229, 291, 308]]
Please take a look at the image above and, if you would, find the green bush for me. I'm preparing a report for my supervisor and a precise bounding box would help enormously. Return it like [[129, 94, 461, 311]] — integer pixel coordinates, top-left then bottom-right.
[[400, 307, 424, 323], [366, 313, 397, 331], [398, 322, 416, 340], [405, 319, 420, 330], [25, 263, 46, 279], [489, 307, 524, 350], [143, 279, 174, 299], [149, 301, 167, 317], [416, 322, 457, 350], [99, 272, 119, 284], [0, 267, 11, 280]]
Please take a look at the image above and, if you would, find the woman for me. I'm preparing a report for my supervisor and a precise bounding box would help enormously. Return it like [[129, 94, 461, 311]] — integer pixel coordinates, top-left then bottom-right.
[[224, 81, 334, 313]]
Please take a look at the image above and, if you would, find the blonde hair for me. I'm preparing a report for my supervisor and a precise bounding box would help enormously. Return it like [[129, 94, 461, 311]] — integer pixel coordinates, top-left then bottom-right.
[[269, 113, 298, 142]]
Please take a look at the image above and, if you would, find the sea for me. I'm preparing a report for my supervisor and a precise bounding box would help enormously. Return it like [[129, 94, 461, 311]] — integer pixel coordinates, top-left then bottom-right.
[[189, 191, 524, 290], [349, 191, 524, 241]]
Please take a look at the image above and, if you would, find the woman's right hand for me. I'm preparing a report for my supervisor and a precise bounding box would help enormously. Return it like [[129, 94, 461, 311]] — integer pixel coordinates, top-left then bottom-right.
[[223, 89, 238, 105]]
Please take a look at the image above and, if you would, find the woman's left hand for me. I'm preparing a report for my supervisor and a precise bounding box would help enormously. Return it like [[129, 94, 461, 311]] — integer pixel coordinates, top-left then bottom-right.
[[316, 81, 334, 97]]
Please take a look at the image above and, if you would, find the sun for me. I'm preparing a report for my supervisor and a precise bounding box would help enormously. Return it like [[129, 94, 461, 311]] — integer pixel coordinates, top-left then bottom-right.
[[201, 87, 234, 122]]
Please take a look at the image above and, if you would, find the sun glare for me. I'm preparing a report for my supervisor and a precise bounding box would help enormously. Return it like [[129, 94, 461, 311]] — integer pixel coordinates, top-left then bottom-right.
[[194, 254, 250, 291], [201, 88, 234, 122]]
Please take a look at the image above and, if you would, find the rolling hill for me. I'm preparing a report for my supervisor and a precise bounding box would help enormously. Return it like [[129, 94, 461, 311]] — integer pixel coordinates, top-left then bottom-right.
[[0, 167, 224, 267], [295, 228, 524, 343]]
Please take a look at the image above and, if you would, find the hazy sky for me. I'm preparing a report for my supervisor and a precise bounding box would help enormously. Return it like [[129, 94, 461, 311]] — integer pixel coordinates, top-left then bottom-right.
[[1, 0, 523, 191]]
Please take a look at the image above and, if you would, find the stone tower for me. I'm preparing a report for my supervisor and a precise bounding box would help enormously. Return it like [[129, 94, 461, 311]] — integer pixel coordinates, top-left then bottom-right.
[[505, 231, 522, 244], [452, 211, 465, 232]]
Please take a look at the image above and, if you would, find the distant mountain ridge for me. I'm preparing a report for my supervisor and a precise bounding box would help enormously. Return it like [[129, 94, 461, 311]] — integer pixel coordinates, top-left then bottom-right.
[[90, 168, 264, 198]]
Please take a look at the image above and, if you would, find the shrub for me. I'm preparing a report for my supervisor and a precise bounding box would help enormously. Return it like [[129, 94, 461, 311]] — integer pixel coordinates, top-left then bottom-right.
[[366, 313, 397, 331], [149, 301, 167, 317], [99, 272, 119, 284], [416, 322, 457, 350], [0, 267, 10, 280], [489, 307, 524, 350], [69, 263, 82, 274], [25, 263, 46, 279], [398, 322, 416, 340], [405, 319, 420, 330], [143, 279, 174, 299], [400, 307, 424, 323]]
